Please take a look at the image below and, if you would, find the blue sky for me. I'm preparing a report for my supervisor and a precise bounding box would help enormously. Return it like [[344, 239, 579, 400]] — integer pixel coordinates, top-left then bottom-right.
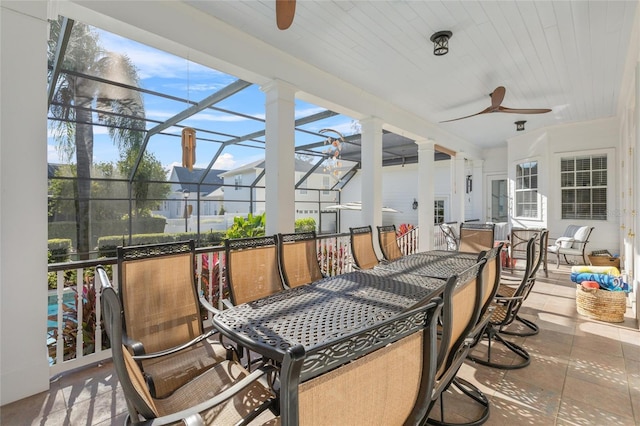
[[47, 24, 356, 175]]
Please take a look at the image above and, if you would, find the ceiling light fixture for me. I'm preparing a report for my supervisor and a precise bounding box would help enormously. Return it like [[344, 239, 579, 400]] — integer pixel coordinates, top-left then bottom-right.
[[430, 30, 452, 56], [515, 120, 526, 131]]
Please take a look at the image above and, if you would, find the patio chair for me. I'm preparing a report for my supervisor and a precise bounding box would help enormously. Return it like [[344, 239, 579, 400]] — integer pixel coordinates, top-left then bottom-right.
[[277, 231, 325, 288], [97, 266, 277, 425], [439, 222, 459, 251], [467, 237, 536, 370], [427, 259, 487, 426], [377, 224, 404, 261], [277, 298, 444, 425], [458, 222, 495, 253], [547, 225, 595, 267], [350, 226, 380, 269], [500, 229, 549, 336], [225, 235, 284, 305], [508, 227, 549, 277], [116, 240, 232, 398]]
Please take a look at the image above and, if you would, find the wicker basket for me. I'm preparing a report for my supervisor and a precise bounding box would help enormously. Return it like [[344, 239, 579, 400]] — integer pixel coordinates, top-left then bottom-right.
[[576, 285, 627, 323]]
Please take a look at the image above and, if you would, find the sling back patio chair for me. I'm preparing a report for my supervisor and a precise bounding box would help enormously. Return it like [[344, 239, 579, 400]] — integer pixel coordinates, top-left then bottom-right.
[[97, 266, 277, 425], [377, 224, 404, 262], [277, 231, 325, 288], [430, 244, 503, 426], [427, 259, 487, 426], [508, 227, 549, 277], [116, 240, 232, 398], [467, 237, 536, 370], [547, 225, 595, 267], [439, 222, 459, 251], [350, 225, 380, 269], [276, 299, 444, 426], [500, 229, 549, 336], [224, 235, 284, 306], [458, 222, 495, 253]]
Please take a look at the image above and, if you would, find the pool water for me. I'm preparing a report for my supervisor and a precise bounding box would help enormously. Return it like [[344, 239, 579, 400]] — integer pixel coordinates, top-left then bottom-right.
[[47, 291, 77, 329]]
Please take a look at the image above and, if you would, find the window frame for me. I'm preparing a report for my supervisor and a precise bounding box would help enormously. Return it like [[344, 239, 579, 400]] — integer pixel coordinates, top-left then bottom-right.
[[513, 160, 540, 220], [560, 153, 608, 221]]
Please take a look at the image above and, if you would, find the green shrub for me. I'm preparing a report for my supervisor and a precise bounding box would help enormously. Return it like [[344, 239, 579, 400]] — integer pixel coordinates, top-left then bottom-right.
[[48, 239, 72, 263], [225, 212, 266, 239], [295, 217, 317, 232]]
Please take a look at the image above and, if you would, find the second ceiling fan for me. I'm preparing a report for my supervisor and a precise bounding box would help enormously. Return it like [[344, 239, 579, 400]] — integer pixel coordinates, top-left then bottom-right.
[[276, 0, 296, 30], [441, 86, 552, 123]]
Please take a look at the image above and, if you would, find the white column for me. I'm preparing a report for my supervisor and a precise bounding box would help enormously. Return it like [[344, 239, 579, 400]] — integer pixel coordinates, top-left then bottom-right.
[[261, 80, 296, 235], [416, 139, 435, 251], [452, 152, 467, 223], [472, 159, 484, 221], [632, 63, 640, 319], [1, 0, 51, 404], [359, 117, 383, 231]]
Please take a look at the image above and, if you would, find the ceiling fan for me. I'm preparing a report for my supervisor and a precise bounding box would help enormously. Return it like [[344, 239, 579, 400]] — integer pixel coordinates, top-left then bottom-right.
[[276, 0, 296, 30], [441, 86, 552, 123]]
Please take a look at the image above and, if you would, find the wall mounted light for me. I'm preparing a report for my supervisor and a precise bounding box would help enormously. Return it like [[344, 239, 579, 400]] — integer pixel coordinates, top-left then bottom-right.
[[430, 31, 452, 56], [412, 199, 419, 210], [515, 120, 526, 131], [466, 175, 473, 193]]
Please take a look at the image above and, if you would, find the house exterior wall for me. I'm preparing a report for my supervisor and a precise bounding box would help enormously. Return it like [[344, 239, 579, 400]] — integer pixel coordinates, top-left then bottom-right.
[[338, 160, 456, 233], [508, 118, 620, 255]]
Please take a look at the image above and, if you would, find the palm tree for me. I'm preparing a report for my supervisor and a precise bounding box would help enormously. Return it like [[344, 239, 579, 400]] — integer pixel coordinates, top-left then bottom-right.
[[48, 18, 146, 259]]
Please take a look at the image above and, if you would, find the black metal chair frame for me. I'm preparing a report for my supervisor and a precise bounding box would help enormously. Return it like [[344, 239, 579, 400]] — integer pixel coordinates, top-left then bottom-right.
[[96, 266, 276, 425], [501, 229, 549, 337], [427, 260, 487, 426], [428, 246, 502, 426], [468, 238, 536, 370]]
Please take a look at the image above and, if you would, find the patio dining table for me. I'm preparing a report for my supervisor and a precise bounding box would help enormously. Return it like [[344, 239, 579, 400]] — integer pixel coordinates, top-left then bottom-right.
[[211, 249, 481, 425], [211, 250, 479, 375], [375, 249, 480, 279]]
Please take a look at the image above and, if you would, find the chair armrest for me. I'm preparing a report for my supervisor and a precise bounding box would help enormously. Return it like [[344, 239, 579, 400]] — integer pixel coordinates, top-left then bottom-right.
[[131, 330, 216, 361], [493, 294, 524, 303], [222, 299, 235, 309], [499, 274, 522, 282], [147, 364, 277, 426], [122, 333, 146, 356], [199, 294, 221, 316]]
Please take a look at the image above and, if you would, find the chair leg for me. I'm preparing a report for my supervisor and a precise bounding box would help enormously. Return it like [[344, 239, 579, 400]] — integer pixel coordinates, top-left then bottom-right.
[[426, 377, 490, 426], [499, 315, 539, 337], [468, 326, 530, 370]]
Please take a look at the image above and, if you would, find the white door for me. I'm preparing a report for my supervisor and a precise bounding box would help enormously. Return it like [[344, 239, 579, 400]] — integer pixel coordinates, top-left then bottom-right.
[[487, 175, 508, 223]]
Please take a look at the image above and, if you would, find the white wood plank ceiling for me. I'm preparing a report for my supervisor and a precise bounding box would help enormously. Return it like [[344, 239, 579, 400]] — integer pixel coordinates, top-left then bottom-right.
[[185, 0, 637, 149]]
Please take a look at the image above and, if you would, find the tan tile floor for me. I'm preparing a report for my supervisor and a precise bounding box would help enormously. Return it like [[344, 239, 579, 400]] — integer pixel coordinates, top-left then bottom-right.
[[2, 264, 638, 425]]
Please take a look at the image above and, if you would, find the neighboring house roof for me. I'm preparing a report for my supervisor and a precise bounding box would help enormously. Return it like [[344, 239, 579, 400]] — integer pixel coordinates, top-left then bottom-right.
[[172, 166, 227, 194], [218, 158, 317, 178]]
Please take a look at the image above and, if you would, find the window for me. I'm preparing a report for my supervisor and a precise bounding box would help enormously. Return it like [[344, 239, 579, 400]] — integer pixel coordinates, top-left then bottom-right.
[[299, 177, 307, 195], [234, 175, 242, 191], [322, 176, 330, 195], [434, 199, 445, 224], [515, 161, 538, 218], [561, 154, 607, 220]]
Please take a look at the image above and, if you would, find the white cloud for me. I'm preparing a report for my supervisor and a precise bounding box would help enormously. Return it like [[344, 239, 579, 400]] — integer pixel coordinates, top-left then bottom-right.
[[212, 153, 236, 170], [96, 30, 231, 83]]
